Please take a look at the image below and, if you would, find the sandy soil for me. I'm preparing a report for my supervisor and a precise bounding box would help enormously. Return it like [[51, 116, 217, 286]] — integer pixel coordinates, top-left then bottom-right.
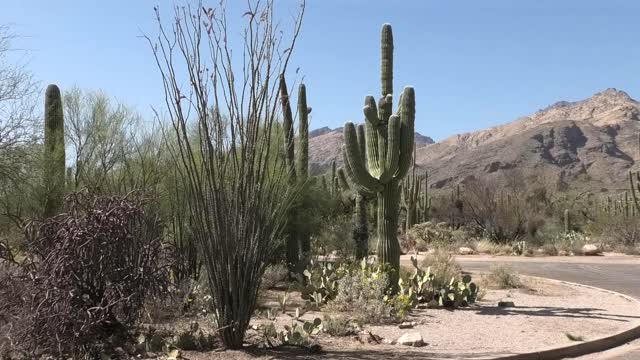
[[171, 276, 640, 360]]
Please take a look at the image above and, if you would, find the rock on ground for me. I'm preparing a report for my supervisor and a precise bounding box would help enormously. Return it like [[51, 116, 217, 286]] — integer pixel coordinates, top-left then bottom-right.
[[397, 332, 425, 347]]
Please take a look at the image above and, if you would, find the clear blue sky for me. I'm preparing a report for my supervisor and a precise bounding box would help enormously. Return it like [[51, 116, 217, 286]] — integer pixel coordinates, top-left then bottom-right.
[[2, 0, 639, 141]]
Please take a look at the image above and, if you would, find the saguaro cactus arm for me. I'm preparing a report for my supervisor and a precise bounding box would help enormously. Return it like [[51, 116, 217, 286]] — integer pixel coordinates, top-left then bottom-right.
[[296, 83, 310, 181], [279, 74, 296, 182]]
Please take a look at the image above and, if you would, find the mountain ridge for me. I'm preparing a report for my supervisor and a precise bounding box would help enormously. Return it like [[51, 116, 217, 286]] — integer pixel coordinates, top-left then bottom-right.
[[309, 88, 640, 192]]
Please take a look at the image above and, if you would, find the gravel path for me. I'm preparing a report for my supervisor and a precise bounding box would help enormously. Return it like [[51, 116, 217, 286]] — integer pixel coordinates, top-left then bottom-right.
[[445, 254, 640, 359]]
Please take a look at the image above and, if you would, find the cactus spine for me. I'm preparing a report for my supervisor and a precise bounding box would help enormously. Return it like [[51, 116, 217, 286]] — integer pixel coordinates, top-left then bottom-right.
[[342, 24, 415, 290], [43, 84, 65, 218]]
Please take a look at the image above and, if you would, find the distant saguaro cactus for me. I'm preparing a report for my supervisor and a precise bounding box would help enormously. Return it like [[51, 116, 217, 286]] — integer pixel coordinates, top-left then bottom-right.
[[630, 171, 640, 213], [342, 24, 415, 290], [43, 84, 66, 218]]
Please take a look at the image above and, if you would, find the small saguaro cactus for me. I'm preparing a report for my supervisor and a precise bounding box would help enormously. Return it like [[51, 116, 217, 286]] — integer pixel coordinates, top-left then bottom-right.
[[402, 163, 428, 231], [43, 84, 66, 218], [563, 209, 570, 234], [630, 171, 640, 213], [337, 167, 370, 260], [342, 23, 415, 290]]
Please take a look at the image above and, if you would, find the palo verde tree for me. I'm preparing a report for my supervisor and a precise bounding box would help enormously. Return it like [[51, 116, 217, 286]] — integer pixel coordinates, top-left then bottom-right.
[[342, 23, 416, 290], [147, 0, 305, 348], [43, 84, 65, 218]]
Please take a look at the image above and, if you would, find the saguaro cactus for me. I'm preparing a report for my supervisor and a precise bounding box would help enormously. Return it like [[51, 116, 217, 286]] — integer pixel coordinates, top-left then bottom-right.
[[279, 75, 313, 272], [43, 84, 65, 218], [342, 24, 415, 289], [630, 171, 640, 213], [337, 167, 370, 260]]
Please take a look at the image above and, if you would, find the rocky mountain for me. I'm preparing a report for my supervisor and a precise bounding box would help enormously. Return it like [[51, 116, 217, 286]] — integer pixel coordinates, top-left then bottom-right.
[[309, 88, 640, 192], [309, 127, 434, 175]]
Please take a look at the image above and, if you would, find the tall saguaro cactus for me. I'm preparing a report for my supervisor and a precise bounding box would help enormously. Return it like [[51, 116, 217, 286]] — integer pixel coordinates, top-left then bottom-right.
[[43, 84, 66, 218], [342, 24, 415, 289], [279, 74, 312, 272]]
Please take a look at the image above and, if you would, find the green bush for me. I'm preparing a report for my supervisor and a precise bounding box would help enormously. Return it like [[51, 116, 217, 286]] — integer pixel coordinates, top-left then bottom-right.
[[329, 264, 393, 325], [407, 221, 454, 251], [322, 315, 358, 337], [421, 249, 463, 289]]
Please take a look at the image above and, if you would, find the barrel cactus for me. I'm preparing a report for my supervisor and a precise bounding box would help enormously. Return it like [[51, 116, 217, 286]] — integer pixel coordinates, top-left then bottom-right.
[[341, 24, 415, 290]]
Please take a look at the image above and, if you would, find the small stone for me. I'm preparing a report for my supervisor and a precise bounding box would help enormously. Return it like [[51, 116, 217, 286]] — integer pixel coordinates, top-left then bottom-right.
[[582, 244, 601, 256], [383, 338, 397, 345], [398, 321, 416, 329], [458, 247, 474, 255], [498, 301, 515, 308], [397, 332, 425, 347]]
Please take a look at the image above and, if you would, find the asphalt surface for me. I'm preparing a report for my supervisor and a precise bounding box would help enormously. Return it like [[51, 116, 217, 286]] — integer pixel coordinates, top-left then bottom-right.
[[456, 256, 640, 360]]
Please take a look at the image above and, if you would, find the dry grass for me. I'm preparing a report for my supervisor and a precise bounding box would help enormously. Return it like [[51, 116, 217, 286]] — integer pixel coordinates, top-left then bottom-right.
[[483, 265, 525, 289]]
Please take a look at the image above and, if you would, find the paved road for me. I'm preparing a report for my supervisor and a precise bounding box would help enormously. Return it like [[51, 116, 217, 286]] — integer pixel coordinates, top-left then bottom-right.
[[456, 256, 640, 360]]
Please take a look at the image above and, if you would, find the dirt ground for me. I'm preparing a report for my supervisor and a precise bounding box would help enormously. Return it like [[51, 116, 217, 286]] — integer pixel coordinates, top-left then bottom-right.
[[166, 275, 640, 360]]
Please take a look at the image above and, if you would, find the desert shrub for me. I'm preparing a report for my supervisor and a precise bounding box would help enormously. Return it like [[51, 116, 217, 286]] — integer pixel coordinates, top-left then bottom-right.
[[552, 231, 589, 255], [485, 265, 523, 289], [322, 315, 358, 337], [601, 217, 640, 249], [421, 249, 462, 288], [329, 265, 393, 325], [473, 239, 513, 255], [408, 221, 454, 251], [0, 192, 167, 358], [311, 215, 356, 257], [262, 263, 290, 290]]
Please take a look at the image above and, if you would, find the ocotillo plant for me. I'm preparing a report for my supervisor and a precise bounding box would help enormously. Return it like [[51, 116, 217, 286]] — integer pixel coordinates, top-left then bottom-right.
[[337, 167, 370, 259], [342, 24, 415, 290], [279, 75, 312, 271], [43, 84, 66, 218]]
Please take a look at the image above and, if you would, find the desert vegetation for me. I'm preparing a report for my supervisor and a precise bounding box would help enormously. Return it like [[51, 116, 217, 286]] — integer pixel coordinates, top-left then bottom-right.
[[1, 1, 640, 359]]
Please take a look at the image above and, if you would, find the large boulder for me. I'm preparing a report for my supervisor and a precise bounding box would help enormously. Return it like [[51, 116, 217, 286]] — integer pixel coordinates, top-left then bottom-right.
[[458, 247, 474, 255], [582, 244, 601, 256]]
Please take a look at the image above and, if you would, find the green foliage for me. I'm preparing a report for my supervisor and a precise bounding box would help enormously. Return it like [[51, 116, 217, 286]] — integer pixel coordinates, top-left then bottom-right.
[[322, 315, 358, 337], [43, 84, 65, 218], [407, 221, 454, 251], [396, 255, 478, 309], [300, 260, 345, 305], [330, 261, 394, 325], [263, 318, 322, 347]]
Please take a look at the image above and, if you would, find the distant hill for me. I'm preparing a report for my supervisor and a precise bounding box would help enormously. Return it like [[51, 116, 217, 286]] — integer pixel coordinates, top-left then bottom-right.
[[309, 88, 640, 192]]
